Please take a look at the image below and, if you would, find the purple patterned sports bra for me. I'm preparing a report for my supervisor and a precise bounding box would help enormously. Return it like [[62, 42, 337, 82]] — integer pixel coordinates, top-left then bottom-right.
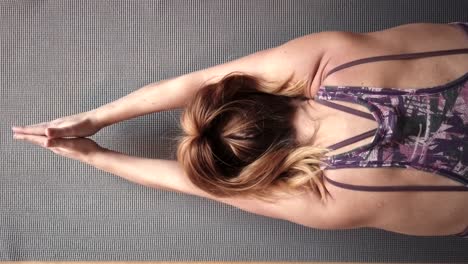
[[316, 23, 468, 192], [314, 22, 468, 237]]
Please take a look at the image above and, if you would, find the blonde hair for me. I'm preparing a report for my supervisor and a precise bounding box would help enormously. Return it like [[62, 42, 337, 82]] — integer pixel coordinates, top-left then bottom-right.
[[176, 72, 330, 203]]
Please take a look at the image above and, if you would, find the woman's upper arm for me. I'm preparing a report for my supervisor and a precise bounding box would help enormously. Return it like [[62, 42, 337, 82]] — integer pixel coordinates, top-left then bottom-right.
[[152, 159, 336, 230], [186, 32, 339, 93]]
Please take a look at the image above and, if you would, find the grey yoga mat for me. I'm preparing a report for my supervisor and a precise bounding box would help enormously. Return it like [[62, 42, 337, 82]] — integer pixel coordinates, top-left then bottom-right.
[[1, 0, 467, 262]]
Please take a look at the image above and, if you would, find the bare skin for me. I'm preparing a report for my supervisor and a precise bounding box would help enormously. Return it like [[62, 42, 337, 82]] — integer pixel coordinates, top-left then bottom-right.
[[294, 22, 468, 236]]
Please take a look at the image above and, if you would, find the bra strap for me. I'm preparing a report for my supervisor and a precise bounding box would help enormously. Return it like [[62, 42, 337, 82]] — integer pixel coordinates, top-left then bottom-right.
[[314, 99, 375, 121], [456, 226, 468, 237], [325, 48, 468, 79], [314, 99, 377, 150], [326, 128, 377, 151], [450, 22, 468, 38], [323, 174, 468, 192]]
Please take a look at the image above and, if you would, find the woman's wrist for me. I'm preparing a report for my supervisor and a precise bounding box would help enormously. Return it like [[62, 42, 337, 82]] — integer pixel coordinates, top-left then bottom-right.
[[86, 106, 115, 129], [85, 145, 111, 165]]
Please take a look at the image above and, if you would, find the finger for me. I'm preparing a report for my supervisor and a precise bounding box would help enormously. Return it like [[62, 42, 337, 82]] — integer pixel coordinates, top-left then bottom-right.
[[46, 127, 73, 139], [44, 137, 68, 148], [13, 133, 48, 147], [45, 137, 58, 148], [12, 122, 49, 136]]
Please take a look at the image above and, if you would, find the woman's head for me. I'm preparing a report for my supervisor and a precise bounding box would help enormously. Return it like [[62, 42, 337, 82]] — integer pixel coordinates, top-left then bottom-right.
[[176, 72, 329, 203]]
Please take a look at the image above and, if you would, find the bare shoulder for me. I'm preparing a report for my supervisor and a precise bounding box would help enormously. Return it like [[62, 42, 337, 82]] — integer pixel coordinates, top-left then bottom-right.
[[210, 187, 342, 230], [191, 30, 360, 98], [322, 168, 468, 236], [266, 31, 351, 84], [325, 23, 467, 57], [276, 31, 367, 97], [366, 23, 467, 48], [319, 168, 419, 232], [311, 23, 468, 91], [153, 159, 340, 230], [322, 23, 464, 59], [366, 22, 464, 38]]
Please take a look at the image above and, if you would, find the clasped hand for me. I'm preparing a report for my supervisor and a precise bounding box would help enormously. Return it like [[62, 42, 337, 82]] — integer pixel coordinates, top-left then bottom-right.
[[12, 111, 105, 164]]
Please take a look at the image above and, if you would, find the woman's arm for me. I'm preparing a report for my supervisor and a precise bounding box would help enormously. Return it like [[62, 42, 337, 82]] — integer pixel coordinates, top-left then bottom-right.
[[91, 75, 198, 127], [12, 127, 342, 230], [89, 47, 282, 127], [87, 148, 339, 230], [88, 148, 287, 217], [91, 32, 333, 127], [87, 147, 214, 197]]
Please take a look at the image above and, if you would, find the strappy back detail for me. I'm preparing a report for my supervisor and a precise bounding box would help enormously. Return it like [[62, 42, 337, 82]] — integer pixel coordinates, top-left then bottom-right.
[[314, 44, 468, 193], [317, 47, 468, 151], [323, 174, 468, 192], [315, 22, 468, 238], [324, 48, 468, 80], [313, 99, 375, 121], [321, 16, 468, 82]]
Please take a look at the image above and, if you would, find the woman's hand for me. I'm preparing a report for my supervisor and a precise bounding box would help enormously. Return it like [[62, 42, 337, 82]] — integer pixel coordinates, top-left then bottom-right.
[[13, 134, 105, 164], [11, 111, 103, 139]]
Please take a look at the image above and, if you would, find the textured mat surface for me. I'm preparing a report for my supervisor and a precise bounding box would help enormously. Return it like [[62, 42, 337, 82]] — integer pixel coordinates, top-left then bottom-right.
[[1, 0, 468, 262]]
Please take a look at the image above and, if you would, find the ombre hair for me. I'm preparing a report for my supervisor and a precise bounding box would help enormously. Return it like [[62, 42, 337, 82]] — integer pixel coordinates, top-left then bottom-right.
[[176, 72, 330, 203]]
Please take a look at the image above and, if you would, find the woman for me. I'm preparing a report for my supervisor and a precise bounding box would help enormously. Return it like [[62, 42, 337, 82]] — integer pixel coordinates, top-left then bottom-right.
[[12, 22, 468, 238]]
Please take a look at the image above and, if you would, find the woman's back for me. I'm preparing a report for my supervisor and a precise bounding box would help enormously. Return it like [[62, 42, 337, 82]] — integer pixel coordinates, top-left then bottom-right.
[[309, 23, 468, 237]]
